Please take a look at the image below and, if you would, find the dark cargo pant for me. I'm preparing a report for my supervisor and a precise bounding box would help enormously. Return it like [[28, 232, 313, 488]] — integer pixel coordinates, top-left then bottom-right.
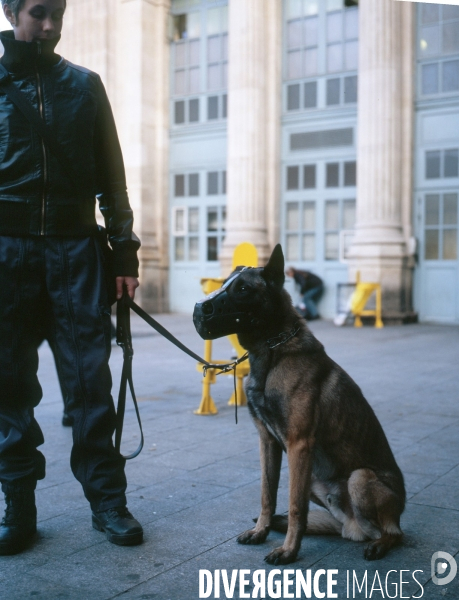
[[0, 235, 127, 512]]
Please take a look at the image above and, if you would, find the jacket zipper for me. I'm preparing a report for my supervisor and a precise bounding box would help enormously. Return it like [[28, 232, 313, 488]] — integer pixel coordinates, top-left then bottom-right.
[[36, 41, 47, 235]]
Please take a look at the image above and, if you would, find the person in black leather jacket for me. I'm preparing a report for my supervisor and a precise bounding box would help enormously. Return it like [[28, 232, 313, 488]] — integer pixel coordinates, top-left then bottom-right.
[[0, 0, 144, 554]]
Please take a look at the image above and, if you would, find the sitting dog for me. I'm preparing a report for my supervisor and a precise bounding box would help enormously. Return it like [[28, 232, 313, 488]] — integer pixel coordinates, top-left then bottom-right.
[[193, 245, 405, 565]]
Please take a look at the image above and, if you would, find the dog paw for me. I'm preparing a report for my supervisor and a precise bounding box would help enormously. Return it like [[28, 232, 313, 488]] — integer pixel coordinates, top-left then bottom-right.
[[364, 541, 387, 561], [264, 546, 297, 565], [237, 528, 268, 545]]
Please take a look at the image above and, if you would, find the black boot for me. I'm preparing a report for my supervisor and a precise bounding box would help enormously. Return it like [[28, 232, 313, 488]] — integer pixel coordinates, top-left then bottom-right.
[[0, 481, 37, 555], [92, 506, 143, 546]]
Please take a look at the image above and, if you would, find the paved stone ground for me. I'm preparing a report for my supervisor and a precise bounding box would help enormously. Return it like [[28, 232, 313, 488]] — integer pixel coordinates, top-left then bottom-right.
[[1, 315, 458, 599]]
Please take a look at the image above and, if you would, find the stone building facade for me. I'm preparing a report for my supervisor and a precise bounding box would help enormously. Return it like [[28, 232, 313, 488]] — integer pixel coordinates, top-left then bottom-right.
[[2, 0, 458, 322]]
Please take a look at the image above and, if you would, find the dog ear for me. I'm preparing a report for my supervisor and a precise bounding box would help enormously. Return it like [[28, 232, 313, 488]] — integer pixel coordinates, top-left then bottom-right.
[[263, 244, 285, 288]]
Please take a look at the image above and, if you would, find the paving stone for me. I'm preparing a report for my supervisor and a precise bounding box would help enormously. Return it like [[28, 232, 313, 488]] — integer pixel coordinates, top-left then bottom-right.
[[0, 318, 457, 599]]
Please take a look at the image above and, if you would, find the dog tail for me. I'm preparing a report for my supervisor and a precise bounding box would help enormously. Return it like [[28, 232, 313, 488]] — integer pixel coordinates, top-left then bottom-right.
[[269, 511, 342, 536], [306, 511, 342, 535], [269, 515, 289, 533]]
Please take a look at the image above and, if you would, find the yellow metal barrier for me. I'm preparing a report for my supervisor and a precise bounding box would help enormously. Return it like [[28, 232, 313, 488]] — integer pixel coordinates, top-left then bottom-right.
[[351, 271, 384, 329], [194, 243, 258, 415]]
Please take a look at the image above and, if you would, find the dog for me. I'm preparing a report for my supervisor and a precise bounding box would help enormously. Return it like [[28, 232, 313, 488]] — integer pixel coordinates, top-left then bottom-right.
[[193, 244, 405, 565]]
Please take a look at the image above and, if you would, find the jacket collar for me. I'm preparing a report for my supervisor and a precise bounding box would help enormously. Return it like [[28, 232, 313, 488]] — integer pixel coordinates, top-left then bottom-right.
[[0, 30, 61, 73]]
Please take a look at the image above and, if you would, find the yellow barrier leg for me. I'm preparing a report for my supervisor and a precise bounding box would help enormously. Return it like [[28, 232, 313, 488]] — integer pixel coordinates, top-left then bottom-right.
[[194, 340, 218, 415], [228, 373, 247, 406], [375, 286, 384, 328], [354, 315, 363, 328]]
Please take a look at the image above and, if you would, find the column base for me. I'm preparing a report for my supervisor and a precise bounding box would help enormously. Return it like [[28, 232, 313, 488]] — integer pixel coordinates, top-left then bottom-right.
[[356, 311, 418, 326], [347, 248, 415, 320]]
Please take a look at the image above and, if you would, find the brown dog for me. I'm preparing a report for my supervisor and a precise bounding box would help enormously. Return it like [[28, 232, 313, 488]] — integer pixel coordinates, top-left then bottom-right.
[[193, 244, 405, 565]]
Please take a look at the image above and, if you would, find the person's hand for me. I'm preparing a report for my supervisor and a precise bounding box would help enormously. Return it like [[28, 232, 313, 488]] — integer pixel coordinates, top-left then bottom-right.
[[116, 276, 139, 300]]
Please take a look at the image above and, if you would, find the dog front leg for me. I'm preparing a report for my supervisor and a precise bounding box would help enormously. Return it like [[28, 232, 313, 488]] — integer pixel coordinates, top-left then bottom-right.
[[237, 422, 282, 546], [264, 438, 313, 565]]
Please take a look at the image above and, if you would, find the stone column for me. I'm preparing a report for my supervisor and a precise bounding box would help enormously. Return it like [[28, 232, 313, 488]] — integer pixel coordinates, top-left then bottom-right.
[[220, 0, 282, 273], [347, 0, 416, 320], [115, 0, 171, 313], [58, 0, 171, 313], [58, 0, 112, 92]]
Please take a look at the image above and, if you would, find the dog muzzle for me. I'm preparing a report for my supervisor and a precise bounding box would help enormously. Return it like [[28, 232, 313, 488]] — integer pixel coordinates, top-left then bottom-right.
[[193, 271, 254, 340]]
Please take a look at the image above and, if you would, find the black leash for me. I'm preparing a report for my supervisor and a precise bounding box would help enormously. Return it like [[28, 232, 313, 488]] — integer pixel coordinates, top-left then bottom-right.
[[125, 295, 249, 373], [115, 292, 249, 458], [114, 293, 144, 459]]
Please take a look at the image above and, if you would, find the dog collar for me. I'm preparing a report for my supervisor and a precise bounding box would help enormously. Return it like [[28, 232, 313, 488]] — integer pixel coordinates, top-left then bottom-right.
[[266, 326, 301, 349]]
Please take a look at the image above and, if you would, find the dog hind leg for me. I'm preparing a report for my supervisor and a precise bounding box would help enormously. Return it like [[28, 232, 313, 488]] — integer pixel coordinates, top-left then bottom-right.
[[347, 469, 403, 560]]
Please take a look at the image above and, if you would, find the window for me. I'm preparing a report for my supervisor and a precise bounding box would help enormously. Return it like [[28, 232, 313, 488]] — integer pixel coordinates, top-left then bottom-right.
[[206, 205, 226, 261], [174, 98, 201, 125], [304, 81, 317, 108], [304, 164, 316, 188], [286, 162, 355, 190], [285, 201, 316, 261], [189, 173, 199, 196], [172, 168, 227, 263], [172, 206, 200, 261], [425, 149, 459, 179], [290, 128, 354, 150], [424, 193, 458, 260], [344, 75, 358, 103], [207, 7, 228, 91], [323, 160, 356, 187], [207, 171, 219, 194], [325, 198, 356, 260], [418, 4, 459, 96], [326, 79, 340, 105], [174, 101, 185, 124], [174, 172, 200, 196], [285, 0, 359, 112], [175, 174, 185, 197], [344, 161, 357, 186], [172, 15, 201, 96], [171, 2, 228, 126], [286, 1, 319, 78], [326, 75, 357, 105], [207, 93, 227, 120], [283, 160, 357, 262], [287, 166, 300, 190], [326, 162, 340, 187], [189, 98, 200, 122], [207, 170, 226, 195], [326, 2, 359, 73], [287, 83, 301, 110], [286, 164, 317, 189]]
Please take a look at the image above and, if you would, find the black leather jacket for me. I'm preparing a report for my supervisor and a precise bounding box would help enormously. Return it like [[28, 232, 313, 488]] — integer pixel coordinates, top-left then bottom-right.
[[0, 30, 140, 276]]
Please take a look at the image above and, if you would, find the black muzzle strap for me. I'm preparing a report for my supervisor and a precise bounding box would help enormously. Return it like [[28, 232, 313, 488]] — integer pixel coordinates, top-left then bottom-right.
[[125, 295, 248, 370]]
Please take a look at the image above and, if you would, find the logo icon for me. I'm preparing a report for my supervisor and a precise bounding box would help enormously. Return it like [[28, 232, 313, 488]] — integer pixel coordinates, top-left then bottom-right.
[[431, 551, 457, 586]]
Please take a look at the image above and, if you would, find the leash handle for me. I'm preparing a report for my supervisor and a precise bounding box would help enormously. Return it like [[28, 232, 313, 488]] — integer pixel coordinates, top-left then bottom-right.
[[115, 292, 144, 459]]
